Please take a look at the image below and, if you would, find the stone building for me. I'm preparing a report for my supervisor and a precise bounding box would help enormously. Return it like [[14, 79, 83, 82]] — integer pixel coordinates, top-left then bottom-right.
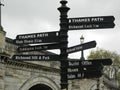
[[0, 27, 61, 90], [0, 26, 120, 90]]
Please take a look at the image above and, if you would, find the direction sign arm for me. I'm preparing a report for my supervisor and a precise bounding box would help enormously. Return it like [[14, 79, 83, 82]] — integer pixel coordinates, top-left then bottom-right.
[[17, 43, 61, 52], [16, 31, 59, 40], [66, 41, 96, 54], [68, 16, 115, 24]]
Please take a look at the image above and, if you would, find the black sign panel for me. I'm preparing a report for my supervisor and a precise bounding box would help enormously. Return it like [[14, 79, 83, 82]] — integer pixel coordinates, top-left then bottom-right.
[[67, 65, 103, 73], [66, 41, 96, 54], [15, 37, 59, 44], [67, 59, 112, 66], [67, 70, 102, 80], [12, 55, 60, 61], [68, 16, 115, 24], [68, 23, 115, 30], [18, 43, 61, 52], [16, 31, 59, 40]]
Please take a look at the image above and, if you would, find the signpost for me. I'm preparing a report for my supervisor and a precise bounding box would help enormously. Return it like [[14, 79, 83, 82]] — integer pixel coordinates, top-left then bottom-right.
[[12, 0, 115, 90], [66, 41, 96, 54], [12, 55, 60, 61]]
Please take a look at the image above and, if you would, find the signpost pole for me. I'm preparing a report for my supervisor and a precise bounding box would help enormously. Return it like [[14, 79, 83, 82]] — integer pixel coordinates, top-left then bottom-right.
[[58, 0, 70, 90]]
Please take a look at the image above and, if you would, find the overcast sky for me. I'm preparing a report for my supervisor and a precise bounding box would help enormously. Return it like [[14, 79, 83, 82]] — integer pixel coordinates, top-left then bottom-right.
[[1, 0, 120, 59]]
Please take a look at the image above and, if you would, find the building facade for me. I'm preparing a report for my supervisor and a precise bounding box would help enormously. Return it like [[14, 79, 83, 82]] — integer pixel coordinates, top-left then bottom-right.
[[0, 27, 61, 90], [0, 27, 120, 90]]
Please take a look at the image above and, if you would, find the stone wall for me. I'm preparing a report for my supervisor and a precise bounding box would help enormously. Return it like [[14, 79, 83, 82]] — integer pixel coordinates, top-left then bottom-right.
[[0, 60, 5, 90], [0, 57, 60, 90], [0, 28, 6, 53]]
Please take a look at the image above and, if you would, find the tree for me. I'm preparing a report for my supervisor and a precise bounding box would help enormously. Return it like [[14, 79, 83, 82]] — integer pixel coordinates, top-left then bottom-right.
[[87, 48, 120, 87], [117, 72, 120, 86], [87, 48, 120, 66]]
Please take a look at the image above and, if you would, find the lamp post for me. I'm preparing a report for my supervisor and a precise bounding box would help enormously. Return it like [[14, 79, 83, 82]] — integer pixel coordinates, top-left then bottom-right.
[[0, 0, 4, 29], [80, 35, 85, 60]]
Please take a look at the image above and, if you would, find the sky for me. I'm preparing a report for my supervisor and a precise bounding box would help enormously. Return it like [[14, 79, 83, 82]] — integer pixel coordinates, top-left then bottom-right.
[[1, 0, 120, 59]]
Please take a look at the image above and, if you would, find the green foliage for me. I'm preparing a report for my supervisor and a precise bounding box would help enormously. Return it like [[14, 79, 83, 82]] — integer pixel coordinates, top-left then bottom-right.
[[87, 48, 120, 86], [87, 48, 120, 66]]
